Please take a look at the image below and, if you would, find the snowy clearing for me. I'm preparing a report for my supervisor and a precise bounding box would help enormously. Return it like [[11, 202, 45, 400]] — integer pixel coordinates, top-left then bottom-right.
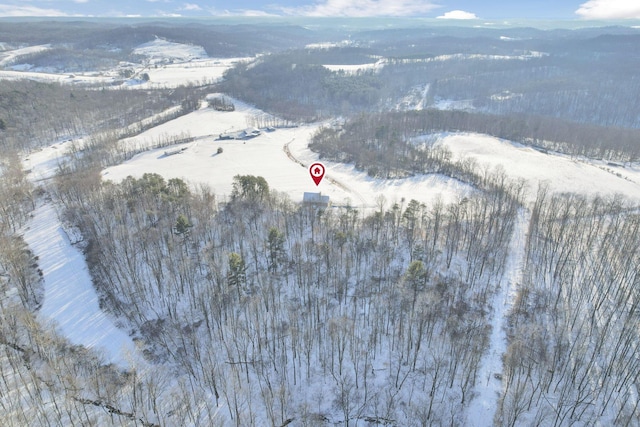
[[129, 40, 252, 87], [319, 51, 548, 74], [322, 60, 384, 74], [0, 38, 251, 89], [305, 40, 354, 49], [0, 58, 246, 88], [21, 132, 145, 368], [0, 69, 115, 84], [433, 98, 476, 111], [104, 100, 640, 213]]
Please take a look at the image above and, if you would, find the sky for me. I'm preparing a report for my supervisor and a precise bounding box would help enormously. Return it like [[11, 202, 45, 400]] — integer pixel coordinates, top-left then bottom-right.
[[0, 0, 639, 20]]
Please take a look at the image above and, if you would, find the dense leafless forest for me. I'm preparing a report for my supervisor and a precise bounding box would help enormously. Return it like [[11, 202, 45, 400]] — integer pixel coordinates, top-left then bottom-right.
[[1, 18, 639, 426]]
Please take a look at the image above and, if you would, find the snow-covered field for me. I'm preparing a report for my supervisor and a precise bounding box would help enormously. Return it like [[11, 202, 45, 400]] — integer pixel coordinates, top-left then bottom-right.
[[105, 98, 640, 211], [130, 39, 252, 87], [0, 57, 249, 88], [0, 69, 113, 84], [436, 133, 640, 201], [142, 58, 249, 87], [104, 98, 473, 209], [22, 139, 78, 182], [0, 38, 252, 89], [320, 51, 547, 75], [433, 98, 476, 111]]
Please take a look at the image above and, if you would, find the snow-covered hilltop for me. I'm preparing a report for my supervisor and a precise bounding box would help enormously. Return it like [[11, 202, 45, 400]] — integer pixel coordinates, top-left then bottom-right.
[[133, 38, 209, 63]]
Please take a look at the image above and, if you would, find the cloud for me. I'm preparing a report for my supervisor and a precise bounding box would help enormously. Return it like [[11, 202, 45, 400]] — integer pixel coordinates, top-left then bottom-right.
[[202, 6, 275, 16], [182, 3, 202, 11], [0, 4, 68, 16], [240, 9, 280, 17], [576, 0, 640, 19], [437, 10, 478, 20], [281, 0, 438, 17]]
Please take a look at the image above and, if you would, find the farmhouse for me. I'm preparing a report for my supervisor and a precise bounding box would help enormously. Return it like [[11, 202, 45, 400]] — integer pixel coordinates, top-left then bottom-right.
[[303, 192, 330, 208]]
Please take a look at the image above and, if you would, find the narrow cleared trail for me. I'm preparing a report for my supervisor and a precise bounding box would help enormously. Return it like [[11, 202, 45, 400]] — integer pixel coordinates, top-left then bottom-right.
[[466, 208, 530, 426]]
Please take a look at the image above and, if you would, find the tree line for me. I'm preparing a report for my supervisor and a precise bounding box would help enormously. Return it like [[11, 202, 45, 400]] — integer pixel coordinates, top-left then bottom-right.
[[0, 80, 204, 153], [220, 53, 384, 121], [310, 110, 640, 169]]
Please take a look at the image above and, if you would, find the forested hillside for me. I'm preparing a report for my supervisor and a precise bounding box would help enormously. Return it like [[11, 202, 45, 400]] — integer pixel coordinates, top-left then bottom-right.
[[53, 169, 523, 425], [222, 27, 640, 128], [0, 20, 323, 63], [0, 80, 202, 152], [502, 189, 640, 426]]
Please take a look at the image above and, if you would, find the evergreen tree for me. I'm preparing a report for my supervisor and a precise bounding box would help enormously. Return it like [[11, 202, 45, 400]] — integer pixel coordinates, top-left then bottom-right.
[[266, 227, 285, 273], [404, 260, 427, 311], [175, 214, 191, 235], [231, 175, 269, 202], [227, 252, 247, 290]]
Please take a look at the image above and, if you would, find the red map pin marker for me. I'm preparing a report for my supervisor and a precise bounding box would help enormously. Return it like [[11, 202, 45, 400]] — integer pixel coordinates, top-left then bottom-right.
[[309, 162, 325, 186]]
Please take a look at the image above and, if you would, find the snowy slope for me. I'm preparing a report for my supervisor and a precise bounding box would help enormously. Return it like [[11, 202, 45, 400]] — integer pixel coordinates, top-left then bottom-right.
[[0, 69, 116, 84], [0, 44, 51, 67], [22, 139, 82, 182], [21, 137, 144, 368], [106, 102, 640, 214], [0, 58, 246, 88], [23, 204, 138, 367], [133, 38, 208, 62], [437, 133, 640, 201]]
